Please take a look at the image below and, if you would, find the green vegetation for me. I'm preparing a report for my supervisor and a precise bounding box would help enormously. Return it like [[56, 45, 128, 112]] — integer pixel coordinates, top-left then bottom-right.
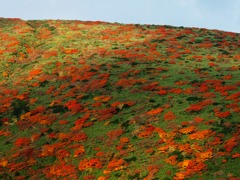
[[0, 17, 239, 179]]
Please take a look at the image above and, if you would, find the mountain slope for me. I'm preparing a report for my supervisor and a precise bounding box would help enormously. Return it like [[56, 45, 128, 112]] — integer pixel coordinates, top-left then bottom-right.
[[0, 18, 240, 179]]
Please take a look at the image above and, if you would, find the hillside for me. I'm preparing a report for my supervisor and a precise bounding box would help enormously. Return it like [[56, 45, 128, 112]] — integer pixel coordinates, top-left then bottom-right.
[[0, 18, 240, 179]]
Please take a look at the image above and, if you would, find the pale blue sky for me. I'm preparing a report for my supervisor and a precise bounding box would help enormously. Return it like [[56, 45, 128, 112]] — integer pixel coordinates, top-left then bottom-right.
[[1, 0, 240, 33]]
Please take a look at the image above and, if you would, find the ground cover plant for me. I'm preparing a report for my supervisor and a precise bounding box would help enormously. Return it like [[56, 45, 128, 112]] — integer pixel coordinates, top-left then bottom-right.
[[0, 17, 239, 179]]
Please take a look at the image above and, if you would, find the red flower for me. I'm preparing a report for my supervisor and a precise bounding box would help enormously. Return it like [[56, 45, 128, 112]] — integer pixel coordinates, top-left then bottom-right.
[[64, 100, 83, 114], [157, 90, 168, 95], [214, 111, 231, 118], [224, 137, 237, 152], [186, 104, 203, 112], [14, 137, 31, 147]]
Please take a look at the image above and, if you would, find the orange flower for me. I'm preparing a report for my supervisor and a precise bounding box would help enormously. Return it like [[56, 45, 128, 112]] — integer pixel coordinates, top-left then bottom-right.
[[56, 149, 70, 160], [146, 107, 163, 115], [29, 68, 42, 76], [49, 162, 77, 177], [0, 159, 8, 167], [103, 170, 111, 174], [188, 130, 212, 140], [178, 144, 192, 154], [3, 71, 8, 77], [98, 176, 108, 180], [70, 132, 87, 142], [223, 75, 232, 80], [16, 94, 26, 100], [120, 137, 130, 144], [138, 130, 153, 138], [64, 100, 83, 114], [179, 126, 196, 134], [73, 146, 85, 157], [165, 155, 178, 165], [178, 159, 192, 170], [78, 158, 102, 171], [63, 48, 78, 54], [232, 153, 240, 158], [224, 137, 237, 152], [175, 172, 185, 180], [195, 150, 213, 162], [57, 133, 69, 140], [208, 62, 215, 67], [164, 111, 176, 121], [157, 90, 168, 95], [96, 151, 104, 157], [158, 145, 169, 152], [194, 117, 204, 123], [186, 104, 203, 112], [93, 95, 111, 102], [222, 159, 227, 163], [14, 137, 31, 147], [107, 158, 127, 171], [31, 133, 41, 142], [74, 113, 90, 126], [170, 88, 183, 94], [214, 111, 231, 118]]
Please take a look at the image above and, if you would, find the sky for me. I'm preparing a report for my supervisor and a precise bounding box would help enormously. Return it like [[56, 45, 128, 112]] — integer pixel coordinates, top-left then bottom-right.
[[1, 0, 240, 33]]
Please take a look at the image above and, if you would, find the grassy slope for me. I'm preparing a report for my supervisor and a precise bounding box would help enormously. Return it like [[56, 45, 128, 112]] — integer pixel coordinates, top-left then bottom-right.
[[0, 18, 240, 179]]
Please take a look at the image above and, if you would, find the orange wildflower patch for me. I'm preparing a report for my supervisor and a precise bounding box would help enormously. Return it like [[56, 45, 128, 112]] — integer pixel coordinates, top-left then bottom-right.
[[0, 159, 8, 167], [194, 117, 204, 123], [29, 69, 42, 76], [120, 137, 130, 144], [164, 111, 176, 121], [107, 158, 127, 171], [74, 113, 91, 127], [137, 130, 153, 138], [146, 107, 163, 115], [157, 89, 168, 95], [63, 48, 78, 54], [188, 130, 213, 140], [78, 158, 102, 171], [214, 110, 231, 118], [186, 104, 203, 112], [158, 145, 169, 153], [55, 149, 70, 160], [165, 155, 178, 165], [49, 162, 77, 177], [69, 132, 88, 142], [195, 149, 213, 162], [179, 126, 196, 134], [93, 95, 112, 102], [107, 129, 124, 139], [224, 137, 238, 152], [178, 143, 192, 154], [73, 145, 85, 157], [223, 75, 232, 80], [14, 137, 31, 147], [64, 99, 83, 114], [232, 153, 240, 158]]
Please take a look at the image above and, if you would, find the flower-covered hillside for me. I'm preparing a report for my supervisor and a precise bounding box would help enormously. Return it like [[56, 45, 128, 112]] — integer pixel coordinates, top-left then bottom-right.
[[0, 18, 240, 179]]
